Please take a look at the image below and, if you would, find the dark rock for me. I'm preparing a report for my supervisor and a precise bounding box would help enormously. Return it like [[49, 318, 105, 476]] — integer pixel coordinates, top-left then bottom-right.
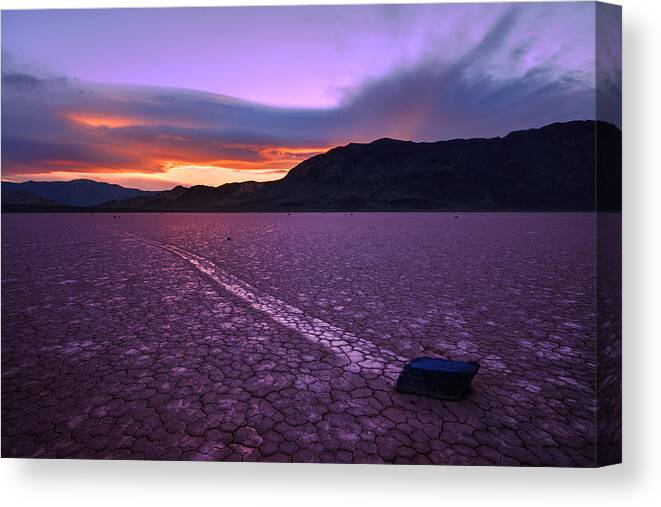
[[396, 357, 480, 401]]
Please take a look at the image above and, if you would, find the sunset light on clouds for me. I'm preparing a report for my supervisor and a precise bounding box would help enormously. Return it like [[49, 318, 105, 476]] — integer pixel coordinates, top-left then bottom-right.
[[1, 3, 621, 189]]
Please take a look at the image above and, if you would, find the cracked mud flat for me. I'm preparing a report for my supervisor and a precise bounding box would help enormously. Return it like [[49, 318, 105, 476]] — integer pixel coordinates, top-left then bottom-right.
[[2, 213, 603, 465]]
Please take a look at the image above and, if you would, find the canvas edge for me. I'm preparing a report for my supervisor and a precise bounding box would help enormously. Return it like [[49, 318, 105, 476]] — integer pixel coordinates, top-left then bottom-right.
[[595, 0, 622, 467]]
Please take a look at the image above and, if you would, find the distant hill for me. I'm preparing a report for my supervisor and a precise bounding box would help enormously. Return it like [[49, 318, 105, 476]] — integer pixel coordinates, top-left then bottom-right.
[[1, 179, 157, 207], [104, 120, 621, 212], [1, 187, 64, 207]]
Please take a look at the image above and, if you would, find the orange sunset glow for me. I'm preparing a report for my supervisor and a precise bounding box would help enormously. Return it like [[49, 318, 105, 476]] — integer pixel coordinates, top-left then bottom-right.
[[67, 113, 147, 129], [2, 110, 334, 188]]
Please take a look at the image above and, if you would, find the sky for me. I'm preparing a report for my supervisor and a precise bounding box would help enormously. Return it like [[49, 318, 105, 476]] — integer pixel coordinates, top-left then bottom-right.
[[1, 3, 621, 190]]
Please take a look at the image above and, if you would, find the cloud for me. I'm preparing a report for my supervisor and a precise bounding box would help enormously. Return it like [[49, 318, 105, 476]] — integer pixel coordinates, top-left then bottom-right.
[[1, 4, 621, 186]]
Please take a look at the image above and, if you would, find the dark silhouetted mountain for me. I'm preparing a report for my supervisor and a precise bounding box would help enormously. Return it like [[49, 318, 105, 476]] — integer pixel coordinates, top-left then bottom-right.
[[2, 179, 157, 207], [1, 188, 64, 206], [100, 184, 192, 208], [103, 120, 621, 212]]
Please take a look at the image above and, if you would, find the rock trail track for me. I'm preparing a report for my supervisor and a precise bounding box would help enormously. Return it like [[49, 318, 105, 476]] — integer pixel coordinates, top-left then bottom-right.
[[122, 231, 408, 377]]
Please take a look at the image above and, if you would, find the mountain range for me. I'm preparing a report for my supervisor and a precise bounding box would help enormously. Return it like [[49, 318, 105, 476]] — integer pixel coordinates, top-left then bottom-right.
[[1, 179, 156, 208], [2, 121, 621, 213]]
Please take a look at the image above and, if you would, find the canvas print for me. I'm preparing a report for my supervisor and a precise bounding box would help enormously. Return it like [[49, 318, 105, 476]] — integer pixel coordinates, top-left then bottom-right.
[[1, 2, 621, 466]]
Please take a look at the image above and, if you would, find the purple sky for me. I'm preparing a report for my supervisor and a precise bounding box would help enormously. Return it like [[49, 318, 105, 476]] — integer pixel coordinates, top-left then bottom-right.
[[1, 3, 621, 190]]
